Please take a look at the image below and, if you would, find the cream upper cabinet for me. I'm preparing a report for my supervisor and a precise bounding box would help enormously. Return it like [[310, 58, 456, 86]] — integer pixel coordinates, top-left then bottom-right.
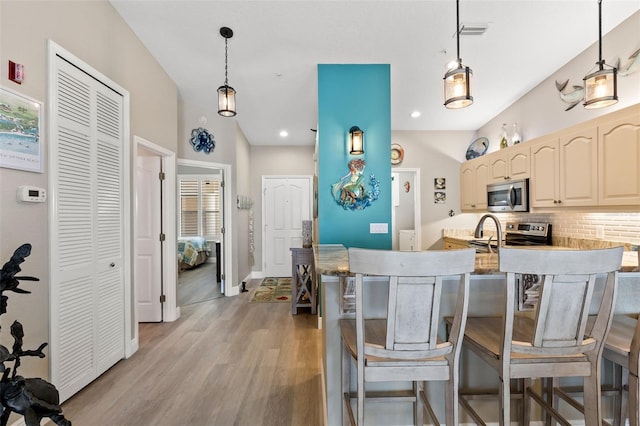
[[560, 125, 598, 206], [460, 104, 640, 211], [598, 110, 640, 206], [461, 157, 489, 211], [488, 144, 530, 183], [530, 126, 598, 207], [530, 136, 560, 207]]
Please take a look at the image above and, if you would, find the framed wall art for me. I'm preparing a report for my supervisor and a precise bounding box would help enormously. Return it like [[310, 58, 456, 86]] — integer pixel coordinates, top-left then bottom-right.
[[0, 87, 43, 173]]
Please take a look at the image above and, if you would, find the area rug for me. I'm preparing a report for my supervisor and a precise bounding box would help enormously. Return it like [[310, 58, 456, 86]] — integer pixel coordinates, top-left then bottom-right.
[[250, 277, 292, 303]]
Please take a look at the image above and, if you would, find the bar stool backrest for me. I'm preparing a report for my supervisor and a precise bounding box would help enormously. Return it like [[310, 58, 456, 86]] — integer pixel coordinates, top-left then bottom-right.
[[499, 247, 624, 357], [348, 247, 476, 359]]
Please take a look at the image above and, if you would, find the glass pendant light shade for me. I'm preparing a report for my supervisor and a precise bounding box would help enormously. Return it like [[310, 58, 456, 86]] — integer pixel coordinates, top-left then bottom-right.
[[443, 0, 473, 109], [444, 65, 473, 109], [217, 85, 237, 117], [583, 0, 618, 109], [583, 66, 617, 109]]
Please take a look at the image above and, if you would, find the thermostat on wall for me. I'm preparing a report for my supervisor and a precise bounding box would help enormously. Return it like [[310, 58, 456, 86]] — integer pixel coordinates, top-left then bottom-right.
[[17, 186, 46, 203]]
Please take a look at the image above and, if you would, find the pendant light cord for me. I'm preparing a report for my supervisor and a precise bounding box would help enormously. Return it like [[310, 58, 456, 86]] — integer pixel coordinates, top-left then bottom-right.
[[224, 37, 229, 86], [598, 0, 603, 68], [456, 0, 461, 65]]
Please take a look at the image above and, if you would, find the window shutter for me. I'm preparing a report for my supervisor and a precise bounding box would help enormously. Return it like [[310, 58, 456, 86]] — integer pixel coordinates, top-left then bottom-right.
[[180, 180, 198, 236], [179, 178, 221, 239], [202, 180, 220, 238]]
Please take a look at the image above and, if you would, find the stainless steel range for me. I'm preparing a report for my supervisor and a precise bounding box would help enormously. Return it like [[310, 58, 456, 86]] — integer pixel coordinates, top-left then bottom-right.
[[504, 221, 553, 311], [505, 222, 552, 246]]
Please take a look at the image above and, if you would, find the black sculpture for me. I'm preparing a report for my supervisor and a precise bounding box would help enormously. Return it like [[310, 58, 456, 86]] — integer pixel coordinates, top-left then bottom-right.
[[0, 244, 71, 426]]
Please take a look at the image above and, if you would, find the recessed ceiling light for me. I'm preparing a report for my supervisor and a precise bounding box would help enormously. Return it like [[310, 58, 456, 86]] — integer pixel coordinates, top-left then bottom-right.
[[410, 111, 421, 118], [279, 130, 288, 137]]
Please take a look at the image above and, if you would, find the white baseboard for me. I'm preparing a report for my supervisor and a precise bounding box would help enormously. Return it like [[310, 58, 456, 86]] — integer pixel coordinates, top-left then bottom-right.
[[241, 272, 253, 286], [251, 270, 265, 280]]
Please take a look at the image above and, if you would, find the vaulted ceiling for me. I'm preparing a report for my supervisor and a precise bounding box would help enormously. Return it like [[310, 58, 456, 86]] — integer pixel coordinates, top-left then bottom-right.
[[110, 1, 640, 146]]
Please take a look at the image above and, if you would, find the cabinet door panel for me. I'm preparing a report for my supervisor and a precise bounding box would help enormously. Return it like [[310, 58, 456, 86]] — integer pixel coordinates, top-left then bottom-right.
[[474, 162, 489, 209], [461, 158, 488, 211], [560, 126, 598, 206], [508, 146, 530, 180], [489, 155, 508, 183], [599, 114, 640, 205], [530, 138, 559, 207], [460, 164, 476, 210]]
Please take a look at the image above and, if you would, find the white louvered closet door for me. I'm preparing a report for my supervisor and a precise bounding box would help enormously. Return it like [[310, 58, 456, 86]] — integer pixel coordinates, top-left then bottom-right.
[[50, 55, 125, 402]]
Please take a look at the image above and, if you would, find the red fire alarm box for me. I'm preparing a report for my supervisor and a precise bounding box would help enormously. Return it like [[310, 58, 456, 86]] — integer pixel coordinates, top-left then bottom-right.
[[8, 61, 24, 84]]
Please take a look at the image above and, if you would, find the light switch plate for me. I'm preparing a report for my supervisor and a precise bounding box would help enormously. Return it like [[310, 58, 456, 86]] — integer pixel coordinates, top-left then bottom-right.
[[369, 223, 388, 234]]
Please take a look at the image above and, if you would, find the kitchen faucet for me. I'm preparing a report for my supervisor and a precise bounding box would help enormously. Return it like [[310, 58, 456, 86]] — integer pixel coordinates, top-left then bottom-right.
[[474, 214, 503, 254]]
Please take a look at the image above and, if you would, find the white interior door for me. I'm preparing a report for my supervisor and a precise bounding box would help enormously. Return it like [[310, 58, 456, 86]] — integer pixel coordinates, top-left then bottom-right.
[[136, 153, 162, 322], [49, 45, 128, 402], [263, 176, 312, 277]]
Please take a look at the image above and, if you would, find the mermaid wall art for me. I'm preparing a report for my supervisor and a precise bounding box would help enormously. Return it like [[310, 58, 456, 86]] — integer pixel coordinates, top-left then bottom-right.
[[331, 159, 380, 210]]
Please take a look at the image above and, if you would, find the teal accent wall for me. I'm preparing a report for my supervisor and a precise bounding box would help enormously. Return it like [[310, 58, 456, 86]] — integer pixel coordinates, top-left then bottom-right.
[[317, 64, 391, 249]]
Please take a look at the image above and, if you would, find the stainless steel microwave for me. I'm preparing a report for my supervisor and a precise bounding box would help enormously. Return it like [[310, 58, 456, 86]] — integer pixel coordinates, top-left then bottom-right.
[[487, 179, 529, 212]]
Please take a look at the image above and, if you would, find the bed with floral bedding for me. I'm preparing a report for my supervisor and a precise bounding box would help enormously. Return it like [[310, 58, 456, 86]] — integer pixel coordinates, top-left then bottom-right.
[[178, 237, 210, 271]]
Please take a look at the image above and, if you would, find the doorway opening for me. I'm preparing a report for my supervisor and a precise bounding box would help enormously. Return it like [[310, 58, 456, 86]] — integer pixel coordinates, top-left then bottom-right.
[[177, 159, 234, 303], [391, 168, 422, 251]]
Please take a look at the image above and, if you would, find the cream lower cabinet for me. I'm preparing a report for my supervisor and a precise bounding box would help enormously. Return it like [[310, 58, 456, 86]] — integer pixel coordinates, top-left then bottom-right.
[[530, 126, 598, 208], [488, 143, 530, 183], [598, 110, 640, 206], [461, 157, 489, 211]]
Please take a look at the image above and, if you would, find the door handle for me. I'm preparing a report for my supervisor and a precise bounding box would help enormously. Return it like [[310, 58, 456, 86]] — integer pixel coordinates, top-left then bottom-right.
[[110, 262, 115, 267], [507, 185, 515, 210]]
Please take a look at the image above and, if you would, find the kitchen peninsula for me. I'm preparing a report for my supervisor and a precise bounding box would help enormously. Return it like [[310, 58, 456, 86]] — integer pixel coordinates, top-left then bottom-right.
[[315, 244, 640, 425]]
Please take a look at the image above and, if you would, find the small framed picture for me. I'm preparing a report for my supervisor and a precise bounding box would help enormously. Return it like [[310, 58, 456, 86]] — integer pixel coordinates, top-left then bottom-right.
[[0, 87, 43, 173], [434, 191, 446, 203], [434, 177, 446, 190]]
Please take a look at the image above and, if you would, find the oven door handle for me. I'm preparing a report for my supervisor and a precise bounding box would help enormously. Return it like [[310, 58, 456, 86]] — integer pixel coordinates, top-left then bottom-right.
[[507, 184, 515, 210]]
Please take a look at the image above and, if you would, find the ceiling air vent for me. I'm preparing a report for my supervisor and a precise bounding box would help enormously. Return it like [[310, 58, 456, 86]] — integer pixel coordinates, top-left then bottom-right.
[[459, 23, 489, 36]]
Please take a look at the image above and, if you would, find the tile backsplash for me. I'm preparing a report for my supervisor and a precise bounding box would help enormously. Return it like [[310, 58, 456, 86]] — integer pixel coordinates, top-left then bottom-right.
[[473, 212, 640, 247]]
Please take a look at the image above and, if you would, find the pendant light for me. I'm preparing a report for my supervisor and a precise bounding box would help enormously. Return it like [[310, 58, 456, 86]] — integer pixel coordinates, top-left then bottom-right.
[[217, 27, 237, 117], [583, 0, 618, 109], [444, 0, 473, 109]]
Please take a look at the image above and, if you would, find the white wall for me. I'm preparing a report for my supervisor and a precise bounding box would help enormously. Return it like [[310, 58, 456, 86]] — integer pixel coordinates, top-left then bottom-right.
[[0, 0, 178, 383], [390, 130, 483, 249], [234, 125, 252, 284]]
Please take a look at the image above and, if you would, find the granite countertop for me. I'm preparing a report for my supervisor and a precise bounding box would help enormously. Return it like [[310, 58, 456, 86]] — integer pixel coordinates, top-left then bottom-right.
[[313, 244, 503, 275], [314, 244, 352, 276], [314, 244, 639, 275]]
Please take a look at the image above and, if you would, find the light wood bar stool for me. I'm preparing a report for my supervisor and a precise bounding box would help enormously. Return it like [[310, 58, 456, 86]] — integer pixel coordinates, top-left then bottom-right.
[[606, 315, 639, 426], [340, 247, 476, 425], [457, 246, 623, 426], [553, 314, 639, 426]]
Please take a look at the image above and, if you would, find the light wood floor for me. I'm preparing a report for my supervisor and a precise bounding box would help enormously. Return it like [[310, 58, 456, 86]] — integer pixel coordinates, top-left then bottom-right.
[[61, 279, 324, 425], [178, 262, 223, 306]]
